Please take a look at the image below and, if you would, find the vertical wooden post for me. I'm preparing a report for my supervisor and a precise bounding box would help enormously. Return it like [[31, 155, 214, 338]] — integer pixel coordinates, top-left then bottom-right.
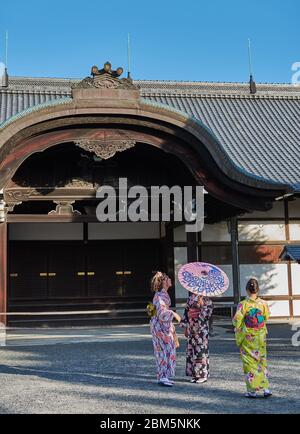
[[0, 203, 7, 326], [230, 216, 241, 305], [187, 232, 198, 262], [284, 199, 293, 318], [165, 223, 176, 307]]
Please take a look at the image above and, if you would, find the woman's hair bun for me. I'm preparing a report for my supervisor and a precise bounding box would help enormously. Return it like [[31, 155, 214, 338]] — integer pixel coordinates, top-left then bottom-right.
[[246, 278, 259, 294]]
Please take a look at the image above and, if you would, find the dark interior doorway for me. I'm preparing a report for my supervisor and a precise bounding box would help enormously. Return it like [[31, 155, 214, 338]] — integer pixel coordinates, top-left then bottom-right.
[[8, 238, 162, 326]]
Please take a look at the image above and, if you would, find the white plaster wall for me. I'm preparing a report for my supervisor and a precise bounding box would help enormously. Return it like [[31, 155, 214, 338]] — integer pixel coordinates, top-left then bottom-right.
[[238, 221, 286, 242], [289, 222, 300, 240], [201, 222, 231, 242], [291, 263, 300, 295], [268, 300, 290, 317], [240, 264, 289, 296], [293, 300, 300, 316]]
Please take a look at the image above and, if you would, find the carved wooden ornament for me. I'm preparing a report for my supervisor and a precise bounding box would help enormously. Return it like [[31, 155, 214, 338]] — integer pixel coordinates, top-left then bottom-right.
[[74, 139, 136, 160]]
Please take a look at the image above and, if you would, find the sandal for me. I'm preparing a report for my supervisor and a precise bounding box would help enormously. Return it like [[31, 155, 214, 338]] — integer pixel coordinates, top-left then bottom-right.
[[195, 378, 207, 384], [244, 392, 257, 399]]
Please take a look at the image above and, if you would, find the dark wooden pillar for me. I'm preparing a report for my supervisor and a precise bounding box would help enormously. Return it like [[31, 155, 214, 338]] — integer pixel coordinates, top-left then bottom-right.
[[187, 232, 198, 262], [0, 203, 7, 326], [284, 199, 294, 318], [230, 216, 241, 305], [165, 223, 176, 307]]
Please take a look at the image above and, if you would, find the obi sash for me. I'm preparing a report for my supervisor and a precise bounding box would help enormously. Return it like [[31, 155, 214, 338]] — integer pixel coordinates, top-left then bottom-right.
[[187, 308, 202, 319]]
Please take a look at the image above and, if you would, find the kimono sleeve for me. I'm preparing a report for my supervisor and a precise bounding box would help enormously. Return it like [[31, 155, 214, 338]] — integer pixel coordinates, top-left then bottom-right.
[[156, 297, 174, 322], [263, 301, 270, 321], [232, 302, 246, 347], [232, 302, 245, 330], [179, 305, 189, 328], [199, 300, 213, 321]]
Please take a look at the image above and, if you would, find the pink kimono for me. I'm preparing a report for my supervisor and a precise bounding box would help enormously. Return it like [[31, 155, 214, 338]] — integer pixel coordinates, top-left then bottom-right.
[[150, 289, 176, 381]]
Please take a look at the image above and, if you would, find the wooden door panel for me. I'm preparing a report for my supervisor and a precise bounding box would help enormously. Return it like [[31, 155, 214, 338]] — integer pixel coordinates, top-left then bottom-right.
[[87, 241, 123, 297], [122, 240, 160, 297], [9, 242, 48, 299], [47, 242, 85, 298]]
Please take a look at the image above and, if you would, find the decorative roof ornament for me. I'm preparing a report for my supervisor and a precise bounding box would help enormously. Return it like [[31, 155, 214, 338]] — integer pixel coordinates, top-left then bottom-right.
[[75, 138, 136, 160], [248, 39, 257, 95], [72, 61, 139, 90], [249, 74, 257, 95], [74, 130, 136, 160]]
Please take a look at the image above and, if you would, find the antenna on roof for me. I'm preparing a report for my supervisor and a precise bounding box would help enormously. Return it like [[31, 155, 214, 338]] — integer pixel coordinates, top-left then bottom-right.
[[0, 31, 8, 87], [127, 33, 132, 80], [5, 30, 8, 67], [248, 38, 256, 94]]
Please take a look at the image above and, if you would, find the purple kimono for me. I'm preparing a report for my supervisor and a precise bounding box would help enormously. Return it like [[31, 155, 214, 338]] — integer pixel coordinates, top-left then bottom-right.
[[150, 289, 176, 380]]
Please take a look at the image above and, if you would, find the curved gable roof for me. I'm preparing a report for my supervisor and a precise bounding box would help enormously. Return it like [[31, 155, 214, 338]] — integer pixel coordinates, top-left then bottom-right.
[[1, 77, 300, 186]]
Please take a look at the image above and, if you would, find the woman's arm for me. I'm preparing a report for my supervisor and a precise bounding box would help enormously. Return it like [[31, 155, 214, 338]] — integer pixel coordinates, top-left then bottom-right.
[[155, 297, 175, 322], [232, 302, 246, 346], [197, 298, 213, 321], [232, 302, 245, 330], [264, 301, 270, 321]]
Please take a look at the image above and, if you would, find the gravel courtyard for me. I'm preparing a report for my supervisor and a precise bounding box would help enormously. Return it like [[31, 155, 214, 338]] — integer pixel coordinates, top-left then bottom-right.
[[0, 322, 299, 414]]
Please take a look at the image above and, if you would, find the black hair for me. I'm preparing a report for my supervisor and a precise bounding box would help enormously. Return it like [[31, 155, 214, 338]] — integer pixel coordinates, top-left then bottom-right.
[[246, 278, 259, 294]]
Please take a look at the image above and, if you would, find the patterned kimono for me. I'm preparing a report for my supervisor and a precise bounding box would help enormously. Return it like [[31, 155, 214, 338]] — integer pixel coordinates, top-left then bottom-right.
[[150, 289, 176, 380], [232, 297, 270, 392], [181, 293, 213, 380]]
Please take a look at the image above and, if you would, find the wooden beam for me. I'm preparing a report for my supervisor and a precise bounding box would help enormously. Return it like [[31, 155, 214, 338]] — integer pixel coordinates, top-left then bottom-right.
[[285, 199, 294, 317], [187, 232, 198, 262], [230, 216, 241, 305], [6, 214, 100, 223], [4, 187, 97, 202], [0, 220, 7, 325]]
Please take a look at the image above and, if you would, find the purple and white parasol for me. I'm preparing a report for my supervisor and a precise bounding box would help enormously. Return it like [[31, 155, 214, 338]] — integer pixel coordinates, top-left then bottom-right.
[[178, 262, 229, 297]]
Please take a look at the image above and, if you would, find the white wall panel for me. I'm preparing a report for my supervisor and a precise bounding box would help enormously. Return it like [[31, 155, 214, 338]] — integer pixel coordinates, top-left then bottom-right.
[[201, 222, 231, 242], [289, 222, 300, 241], [293, 300, 300, 316], [240, 264, 289, 296], [291, 264, 300, 295], [238, 221, 286, 242], [268, 300, 290, 317]]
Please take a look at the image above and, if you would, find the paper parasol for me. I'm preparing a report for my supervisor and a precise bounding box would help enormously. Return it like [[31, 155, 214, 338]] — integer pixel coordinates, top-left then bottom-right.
[[178, 262, 229, 297]]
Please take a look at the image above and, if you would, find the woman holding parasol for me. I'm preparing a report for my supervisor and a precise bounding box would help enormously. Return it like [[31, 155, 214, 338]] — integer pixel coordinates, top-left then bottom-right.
[[178, 262, 229, 383]]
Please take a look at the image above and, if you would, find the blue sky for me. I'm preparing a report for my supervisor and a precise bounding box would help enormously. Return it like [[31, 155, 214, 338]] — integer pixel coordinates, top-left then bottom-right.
[[0, 0, 299, 83]]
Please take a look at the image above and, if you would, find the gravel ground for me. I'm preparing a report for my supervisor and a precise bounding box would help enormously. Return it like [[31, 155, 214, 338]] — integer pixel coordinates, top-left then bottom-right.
[[0, 323, 299, 414]]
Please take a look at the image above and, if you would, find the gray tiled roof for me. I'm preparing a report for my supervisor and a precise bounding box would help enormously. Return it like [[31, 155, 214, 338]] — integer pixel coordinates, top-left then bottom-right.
[[1, 77, 300, 186], [279, 245, 300, 262]]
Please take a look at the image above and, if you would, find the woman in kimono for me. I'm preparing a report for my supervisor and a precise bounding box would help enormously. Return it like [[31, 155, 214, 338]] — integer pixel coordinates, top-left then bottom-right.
[[181, 292, 213, 383], [232, 278, 272, 398], [150, 272, 181, 387]]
